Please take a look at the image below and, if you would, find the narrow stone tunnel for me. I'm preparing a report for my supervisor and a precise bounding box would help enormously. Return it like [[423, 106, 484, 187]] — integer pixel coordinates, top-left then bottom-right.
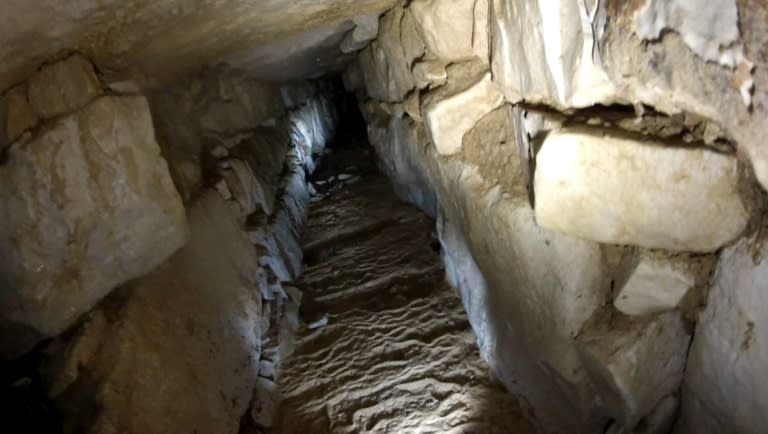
[[1, 1, 768, 434]]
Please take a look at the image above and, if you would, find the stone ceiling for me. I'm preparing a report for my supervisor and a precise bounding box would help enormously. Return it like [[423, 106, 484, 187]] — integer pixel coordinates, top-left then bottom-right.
[[0, 0, 396, 91]]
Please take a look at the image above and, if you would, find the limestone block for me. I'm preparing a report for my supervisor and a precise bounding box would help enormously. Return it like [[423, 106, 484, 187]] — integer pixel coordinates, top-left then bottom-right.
[[490, 0, 615, 108], [577, 312, 691, 430], [677, 233, 768, 434], [0, 96, 187, 355], [40, 191, 261, 434], [27, 54, 102, 119], [424, 72, 504, 155], [410, 0, 488, 62], [4, 83, 38, 141], [614, 252, 696, 316], [534, 127, 749, 252]]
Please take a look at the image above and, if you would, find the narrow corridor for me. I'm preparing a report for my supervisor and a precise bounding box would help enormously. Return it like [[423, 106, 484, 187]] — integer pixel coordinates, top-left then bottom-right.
[[272, 141, 536, 433]]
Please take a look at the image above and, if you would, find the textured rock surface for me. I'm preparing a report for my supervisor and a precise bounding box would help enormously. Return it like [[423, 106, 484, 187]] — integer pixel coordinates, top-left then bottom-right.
[[27, 54, 102, 120], [577, 312, 691, 430], [633, 0, 746, 68], [534, 128, 748, 252], [37, 76, 337, 433], [614, 252, 696, 316], [340, 15, 380, 53], [409, 0, 488, 63], [367, 114, 436, 215], [348, 0, 768, 431], [424, 72, 503, 155], [42, 191, 262, 434], [3, 83, 37, 142], [363, 105, 610, 432], [0, 95, 187, 355], [677, 231, 768, 434], [490, 0, 615, 108], [0, 0, 398, 91], [275, 151, 535, 434]]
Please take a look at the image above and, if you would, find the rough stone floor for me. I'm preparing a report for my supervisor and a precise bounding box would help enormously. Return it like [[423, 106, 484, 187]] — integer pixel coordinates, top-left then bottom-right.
[[273, 143, 536, 434]]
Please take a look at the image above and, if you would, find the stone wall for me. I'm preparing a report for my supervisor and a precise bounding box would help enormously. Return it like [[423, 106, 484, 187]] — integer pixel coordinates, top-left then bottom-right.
[[0, 54, 188, 357], [1, 55, 338, 433], [345, 1, 768, 433]]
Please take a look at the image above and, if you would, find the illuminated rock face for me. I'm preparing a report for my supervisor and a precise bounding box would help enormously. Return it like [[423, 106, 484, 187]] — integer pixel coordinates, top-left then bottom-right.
[[0, 55, 187, 356], [534, 127, 748, 252], [351, 0, 767, 432]]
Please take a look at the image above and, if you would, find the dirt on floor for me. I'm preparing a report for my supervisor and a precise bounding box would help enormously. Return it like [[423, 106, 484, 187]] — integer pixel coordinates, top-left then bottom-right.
[[270, 142, 536, 434]]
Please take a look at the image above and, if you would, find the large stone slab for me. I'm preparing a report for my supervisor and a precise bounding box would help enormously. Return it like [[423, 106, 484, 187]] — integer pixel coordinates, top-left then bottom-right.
[[489, 0, 615, 108], [0, 95, 187, 355], [534, 127, 749, 252], [677, 232, 768, 434], [42, 190, 262, 434], [410, 0, 489, 63], [423, 72, 504, 155]]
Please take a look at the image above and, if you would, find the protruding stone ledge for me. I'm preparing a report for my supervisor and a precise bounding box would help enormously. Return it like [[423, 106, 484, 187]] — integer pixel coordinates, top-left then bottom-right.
[[534, 127, 749, 252]]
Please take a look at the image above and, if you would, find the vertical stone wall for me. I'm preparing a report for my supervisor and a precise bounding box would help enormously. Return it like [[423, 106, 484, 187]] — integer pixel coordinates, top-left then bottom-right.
[[2, 56, 338, 433], [346, 1, 768, 433], [0, 54, 188, 357]]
